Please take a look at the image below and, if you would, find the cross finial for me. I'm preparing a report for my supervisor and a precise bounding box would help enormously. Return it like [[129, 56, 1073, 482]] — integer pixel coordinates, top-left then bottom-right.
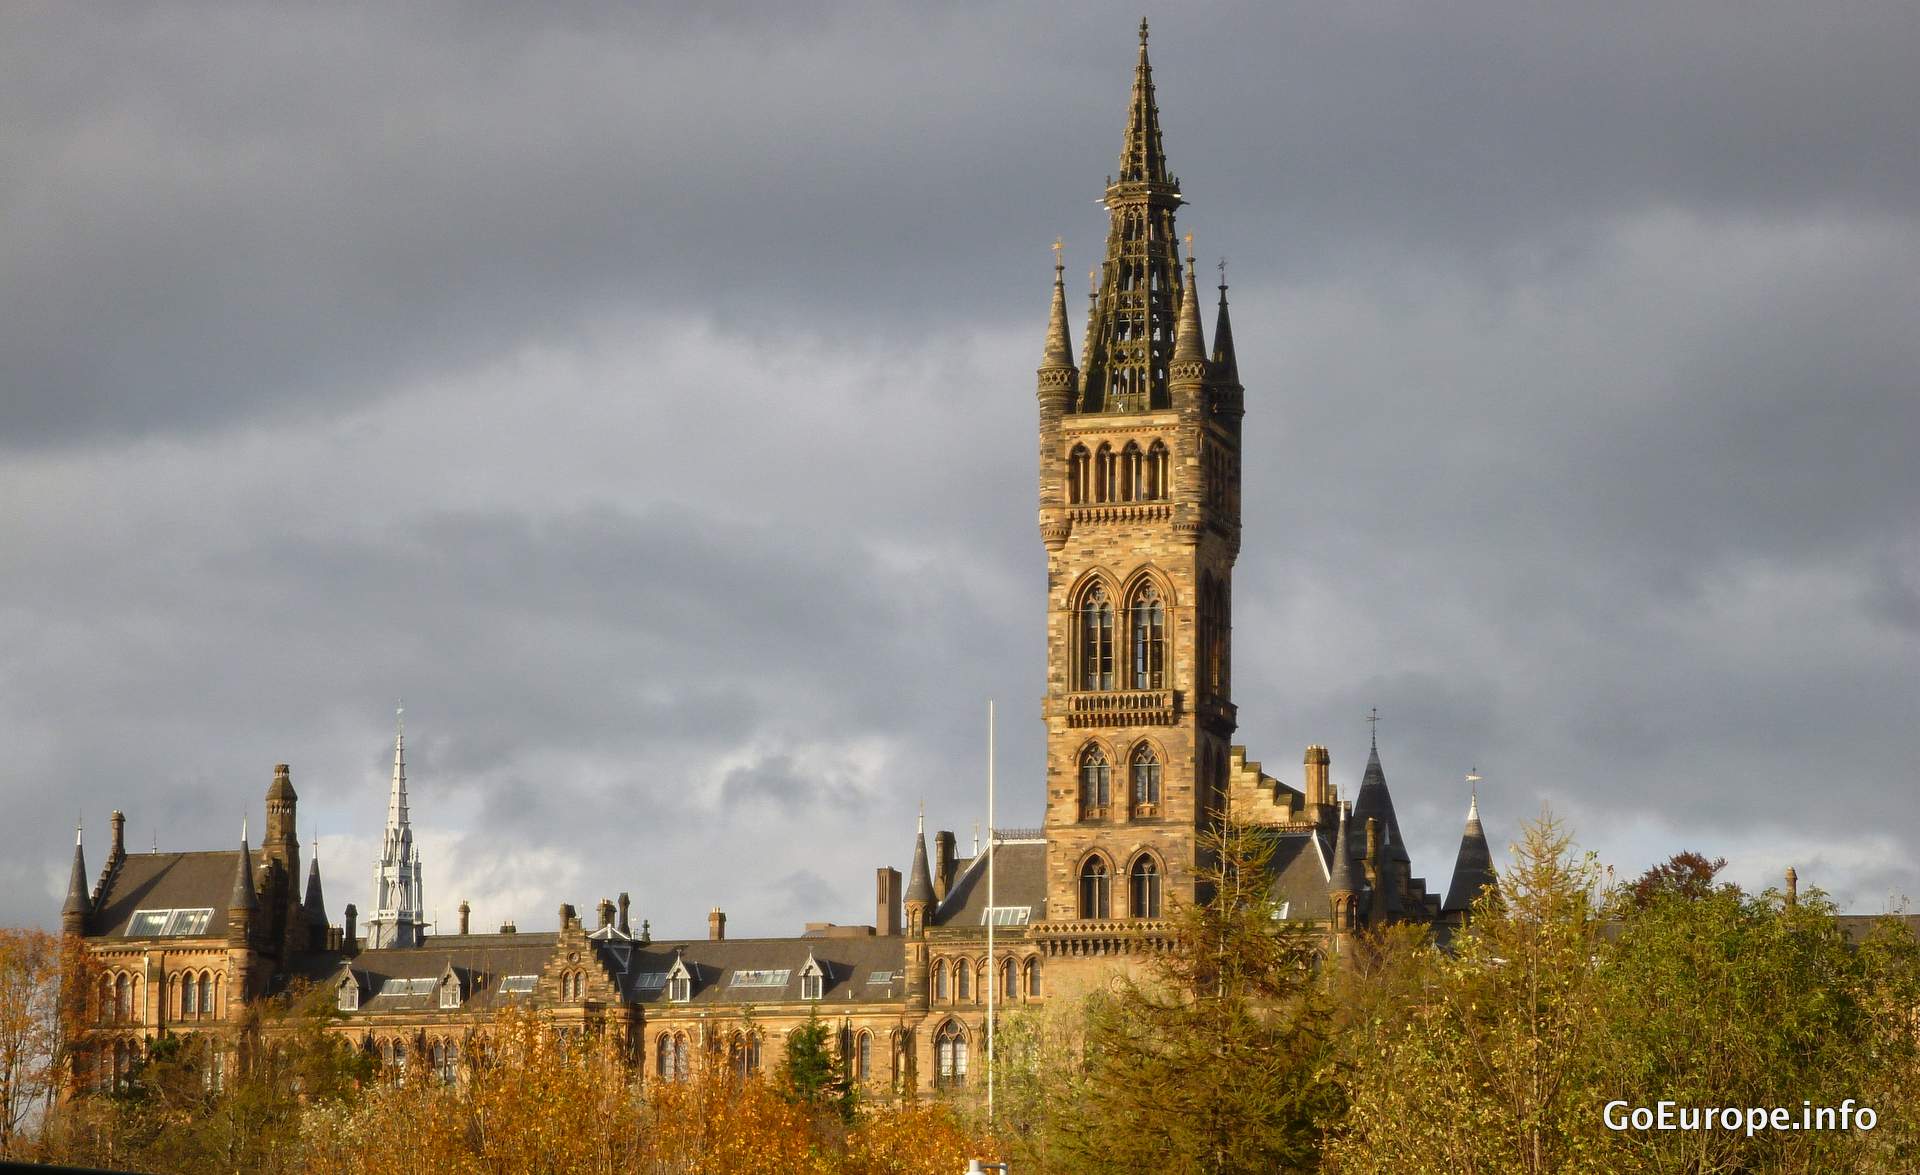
[[1217, 256, 1228, 291], [1139, 17, 1149, 45], [1366, 707, 1380, 750]]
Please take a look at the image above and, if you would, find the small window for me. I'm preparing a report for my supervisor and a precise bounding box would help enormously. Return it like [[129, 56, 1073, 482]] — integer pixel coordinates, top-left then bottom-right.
[[1025, 957, 1042, 998], [855, 1031, 871, 1081], [1080, 857, 1111, 919], [955, 959, 972, 1002], [439, 978, 460, 1009], [1079, 746, 1111, 820], [668, 974, 691, 1003], [338, 981, 358, 1012], [801, 972, 823, 1000], [1131, 855, 1163, 918], [933, 960, 949, 1002]]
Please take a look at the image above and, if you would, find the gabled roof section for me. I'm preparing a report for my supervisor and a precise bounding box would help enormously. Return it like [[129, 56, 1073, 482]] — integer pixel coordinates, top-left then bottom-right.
[[1266, 829, 1336, 921]]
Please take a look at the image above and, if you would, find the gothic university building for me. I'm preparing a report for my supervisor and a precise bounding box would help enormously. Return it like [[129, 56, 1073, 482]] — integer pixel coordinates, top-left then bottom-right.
[[58, 23, 1498, 1097]]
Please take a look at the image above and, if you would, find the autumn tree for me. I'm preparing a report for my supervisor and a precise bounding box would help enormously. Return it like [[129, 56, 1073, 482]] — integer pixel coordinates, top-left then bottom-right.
[[0, 929, 100, 1157], [1023, 818, 1341, 1174]]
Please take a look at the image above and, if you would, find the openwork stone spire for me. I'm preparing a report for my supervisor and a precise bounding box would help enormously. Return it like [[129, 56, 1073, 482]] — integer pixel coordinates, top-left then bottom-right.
[[367, 706, 425, 948], [1079, 19, 1185, 414]]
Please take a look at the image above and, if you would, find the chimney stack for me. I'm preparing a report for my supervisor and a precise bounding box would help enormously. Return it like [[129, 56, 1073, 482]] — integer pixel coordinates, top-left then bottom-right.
[[457, 900, 470, 935], [558, 902, 577, 930], [1302, 746, 1332, 810], [597, 899, 615, 930], [708, 907, 727, 941], [876, 867, 902, 936], [342, 903, 358, 954], [617, 892, 631, 934], [1785, 866, 1798, 908], [934, 830, 957, 900], [109, 809, 127, 863]]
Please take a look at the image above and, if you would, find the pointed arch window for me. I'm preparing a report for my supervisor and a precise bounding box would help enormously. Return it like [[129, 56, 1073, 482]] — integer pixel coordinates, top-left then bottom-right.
[[1129, 583, 1165, 689], [1130, 855, 1163, 919], [854, 1030, 872, 1081], [933, 959, 949, 1002], [197, 971, 212, 1015], [954, 958, 972, 1003], [1000, 957, 1017, 1000], [1079, 857, 1111, 919], [1079, 584, 1114, 691], [1079, 747, 1110, 820], [935, 1021, 969, 1086], [1121, 442, 1143, 501], [1068, 445, 1091, 505], [1094, 444, 1117, 502], [1130, 744, 1162, 816], [1024, 957, 1042, 998]]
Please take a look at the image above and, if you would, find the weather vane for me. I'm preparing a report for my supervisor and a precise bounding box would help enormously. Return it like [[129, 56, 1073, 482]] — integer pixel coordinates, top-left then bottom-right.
[[1366, 706, 1380, 749]]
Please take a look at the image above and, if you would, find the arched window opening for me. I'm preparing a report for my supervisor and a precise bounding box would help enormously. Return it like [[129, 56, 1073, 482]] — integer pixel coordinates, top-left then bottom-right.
[[1068, 445, 1091, 505], [1079, 584, 1115, 691], [114, 973, 130, 1023], [1079, 857, 1111, 920], [1025, 957, 1042, 999], [935, 1022, 969, 1087], [954, 958, 972, 1003], [1095, 444, 1117, 503], [933, 959, 949, 1002], [1121, 442, 1143, 502], [1079, 747, 1110, 820], [177, 975, 191, 1020], [1129, 583, 1165, 690], [1147, 441, 1169, 500], [197, 972, 212, 1015], [1130, 744, 1162, 816], [656, 1034, 672, 1079], [728, 1031, 759, 1076], [1131, 855, 1163, 919], [855, 1031, 872, 1081], [1000, 957, 1017, 1001]]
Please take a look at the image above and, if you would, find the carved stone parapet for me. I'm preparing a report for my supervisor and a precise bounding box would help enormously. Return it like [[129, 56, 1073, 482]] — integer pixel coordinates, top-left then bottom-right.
[[1067, 502, 1173, 526], [1029, 918, 1178, 958], [1064, 689, 1180, 728]]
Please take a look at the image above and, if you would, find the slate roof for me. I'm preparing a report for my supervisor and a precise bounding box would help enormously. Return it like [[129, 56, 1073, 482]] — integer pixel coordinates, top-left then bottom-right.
[[91, 850, 253, 938], [292, 933, 564, 1014], [1267, 829, 1335, 921], [932, 838, 1048, 929], [624, 935, 907, 1007], [1443, 799, 1497, 913]]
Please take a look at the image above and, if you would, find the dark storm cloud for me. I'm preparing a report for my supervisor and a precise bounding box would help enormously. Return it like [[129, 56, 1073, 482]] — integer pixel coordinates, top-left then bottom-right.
[[3, 3, 1916, 931]]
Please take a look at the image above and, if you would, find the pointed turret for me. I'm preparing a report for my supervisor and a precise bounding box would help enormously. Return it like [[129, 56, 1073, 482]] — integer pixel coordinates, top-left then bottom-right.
[[904, 812, 935, 908], [1172, 245, 1207, 369], [1211, 270, 1239, 385], [1443, 792, 1497, 914], [62, 829, 91, 934], [1326, 802, 1357, 899], [1080, 20, 1186, 414], [304, 856, 327, 926], [230, 831, 259, 912], [1041, 250, 1076, 372], [1350, 740, 1411, 866]]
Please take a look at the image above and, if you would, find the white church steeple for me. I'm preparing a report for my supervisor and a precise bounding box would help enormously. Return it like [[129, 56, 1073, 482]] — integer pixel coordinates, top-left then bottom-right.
[[366, 705, 425, 948]]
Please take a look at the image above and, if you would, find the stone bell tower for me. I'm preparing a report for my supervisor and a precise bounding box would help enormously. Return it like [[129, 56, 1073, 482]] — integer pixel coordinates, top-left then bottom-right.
[[1036, 21, 1244, 930]]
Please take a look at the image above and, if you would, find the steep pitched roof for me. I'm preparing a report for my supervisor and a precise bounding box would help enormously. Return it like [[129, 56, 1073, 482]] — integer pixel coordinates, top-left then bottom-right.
[[904, 820, 936, 905], [90, 850, 253, 937], [1267, 829, 1336, 921], [931, 838, 1048, 929], [62, 836, 91, 920]]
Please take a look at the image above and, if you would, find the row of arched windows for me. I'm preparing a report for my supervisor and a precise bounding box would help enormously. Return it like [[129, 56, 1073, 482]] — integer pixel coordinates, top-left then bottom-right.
[[99, 971, 139, 1023], [931, 955, 1042, 1005], [1079, 742, 1163, 820], [170, 969, 218, 1020], [559, 970, 588, 1001], [1067, 441, 1172, 505], [1078, 853, 1164, 920], [1077, 580, 1167, 693]]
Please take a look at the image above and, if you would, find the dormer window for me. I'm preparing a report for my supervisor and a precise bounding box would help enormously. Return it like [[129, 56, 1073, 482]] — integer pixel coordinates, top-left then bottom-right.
[[439, 975, 461, 1009], [337, 979, 359, 1012], [799, 955, 827, 1001], [665, 958, 694, 1003]]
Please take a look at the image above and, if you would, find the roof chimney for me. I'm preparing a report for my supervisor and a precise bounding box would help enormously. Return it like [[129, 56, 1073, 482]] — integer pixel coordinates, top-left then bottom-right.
[[109, 810, 126, 864], [933, 830, 957, 901], [617, 892, 631, 934], [1784, 866, 1798, 908], [708, 907, 726, 941], [342, 903, 358, 954], [876, 866, 902, 937], [457, 900, 470, 936]]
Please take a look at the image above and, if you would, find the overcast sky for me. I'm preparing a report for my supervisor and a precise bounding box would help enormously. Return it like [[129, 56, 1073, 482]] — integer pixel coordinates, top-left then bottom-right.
[[5, 2, 1916, 937]]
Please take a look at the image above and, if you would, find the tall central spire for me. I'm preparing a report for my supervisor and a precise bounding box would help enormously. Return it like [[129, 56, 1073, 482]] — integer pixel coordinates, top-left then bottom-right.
[[367, 705, 425, 948], [1079, 19, 1185, 414]]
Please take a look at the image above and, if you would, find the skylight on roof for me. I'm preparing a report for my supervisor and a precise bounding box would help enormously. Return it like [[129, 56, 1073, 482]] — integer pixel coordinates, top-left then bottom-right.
[[630, 972, 669, 990], [125, 908, 214, 937], [866, 971, 895, 984], [498, 975, 538, 994], [982, 906, 1032, 926], [728, 969, 790, 988]]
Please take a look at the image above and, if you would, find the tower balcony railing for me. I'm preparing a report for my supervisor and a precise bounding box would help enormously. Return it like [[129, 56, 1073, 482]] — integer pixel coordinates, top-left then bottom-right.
[[1029, 917, 1178, 958], [1065, 688, 1180, 728], [1066, 502, 1173, 526]]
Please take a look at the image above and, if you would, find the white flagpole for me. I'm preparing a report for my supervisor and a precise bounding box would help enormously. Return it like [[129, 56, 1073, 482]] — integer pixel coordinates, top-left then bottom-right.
[[986, 697, 996, 1122]]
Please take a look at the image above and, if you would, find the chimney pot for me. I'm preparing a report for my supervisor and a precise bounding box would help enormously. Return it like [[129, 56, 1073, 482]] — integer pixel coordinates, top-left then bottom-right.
[[457, 900, 471, 935], [708, 907, 727, 941]]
